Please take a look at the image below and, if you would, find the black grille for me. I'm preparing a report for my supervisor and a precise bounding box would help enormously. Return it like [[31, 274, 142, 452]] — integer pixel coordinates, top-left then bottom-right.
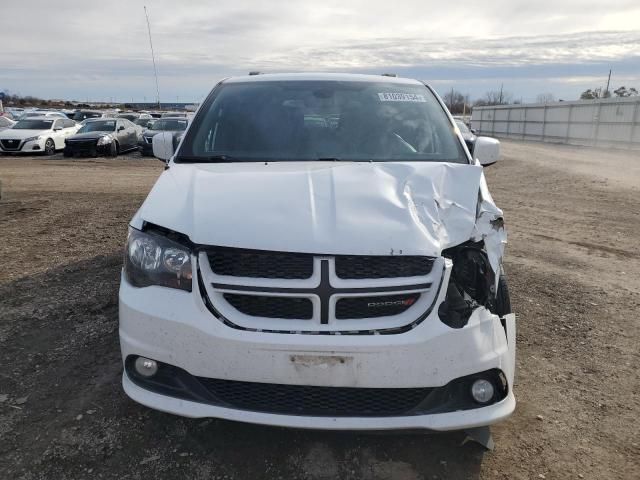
[[198, 378, 432, 416], [208, 247, 313, 279], [224, 293, 313, 319], [67, 140, 97, 148], [336, 293, 420, 319], [1, 139, 21, 150], [335, 256, 434, 279]]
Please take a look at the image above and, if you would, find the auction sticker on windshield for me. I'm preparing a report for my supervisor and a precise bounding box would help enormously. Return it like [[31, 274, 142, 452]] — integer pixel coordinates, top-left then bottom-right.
[[378, 93, 426, 102]]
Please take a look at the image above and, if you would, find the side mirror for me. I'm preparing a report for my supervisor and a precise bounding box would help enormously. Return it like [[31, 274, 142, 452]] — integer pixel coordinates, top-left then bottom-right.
[[54, 126, 63, 131], [470, 128, 478, 135], [473, 136, 500, 167], [118, 126, 125, 131], [152, 131, 174, 161]]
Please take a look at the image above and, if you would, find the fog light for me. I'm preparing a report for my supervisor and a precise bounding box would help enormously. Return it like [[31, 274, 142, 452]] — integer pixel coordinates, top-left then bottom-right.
[[134, 357, 158, 377], [471, 379, 494, 404]]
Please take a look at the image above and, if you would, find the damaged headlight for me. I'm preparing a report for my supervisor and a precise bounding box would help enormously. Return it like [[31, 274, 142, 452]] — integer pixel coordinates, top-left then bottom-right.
[[124, 227, 192, 291], [97, 135, 113, 146], [438, 241, 495, 328]]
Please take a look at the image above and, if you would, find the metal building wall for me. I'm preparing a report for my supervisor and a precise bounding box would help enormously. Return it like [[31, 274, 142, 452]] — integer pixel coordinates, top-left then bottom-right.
[[470, 97, 640, 149]]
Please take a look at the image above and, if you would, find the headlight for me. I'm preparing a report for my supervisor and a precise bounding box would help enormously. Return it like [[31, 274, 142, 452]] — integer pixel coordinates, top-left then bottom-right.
[[24, 136, 41, 143], [124, 227, 192, 291], [97, 135, 113, 146]]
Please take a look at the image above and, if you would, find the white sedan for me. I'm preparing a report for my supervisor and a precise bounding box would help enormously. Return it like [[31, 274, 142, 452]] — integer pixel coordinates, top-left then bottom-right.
[[0, 116, 79, 155]]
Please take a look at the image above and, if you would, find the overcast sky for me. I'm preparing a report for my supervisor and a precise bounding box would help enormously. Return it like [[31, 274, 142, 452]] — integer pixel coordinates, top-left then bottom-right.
[[1, 0, 639, 103]]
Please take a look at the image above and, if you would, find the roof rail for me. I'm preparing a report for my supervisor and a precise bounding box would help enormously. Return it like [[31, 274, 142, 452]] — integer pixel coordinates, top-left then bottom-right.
[[381, 73, 397, 77], [248, 71, 262, 76]]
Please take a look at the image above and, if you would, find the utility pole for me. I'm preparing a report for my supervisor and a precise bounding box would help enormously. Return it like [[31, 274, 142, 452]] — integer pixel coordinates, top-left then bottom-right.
[[605, 69, 612, 98], [144, 6, 161, 109], [450, 87, 454, 111], [499, 83, 504, 105]]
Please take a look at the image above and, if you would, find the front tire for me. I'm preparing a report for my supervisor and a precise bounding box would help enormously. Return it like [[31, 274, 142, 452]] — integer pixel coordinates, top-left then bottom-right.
[[44, 138, 56, 156], [108, 141, 118, 157], [494, 273, 512, 317]]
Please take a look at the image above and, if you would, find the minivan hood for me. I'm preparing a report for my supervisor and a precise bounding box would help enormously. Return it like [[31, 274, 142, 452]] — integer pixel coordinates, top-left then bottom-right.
[[133, 161, 505, 262]]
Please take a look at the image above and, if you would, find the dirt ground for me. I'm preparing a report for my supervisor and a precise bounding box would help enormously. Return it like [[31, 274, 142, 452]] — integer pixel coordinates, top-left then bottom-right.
[[0, 142, 639, 480]]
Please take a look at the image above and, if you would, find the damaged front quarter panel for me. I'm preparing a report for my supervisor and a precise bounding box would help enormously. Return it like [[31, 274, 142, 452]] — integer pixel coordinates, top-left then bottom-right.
[[438, 171, 508, 329], [471, 173, 507, 280]]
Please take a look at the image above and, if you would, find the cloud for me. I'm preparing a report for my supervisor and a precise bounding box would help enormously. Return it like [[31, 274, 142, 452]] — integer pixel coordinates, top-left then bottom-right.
[[0, 0, 638, 101]]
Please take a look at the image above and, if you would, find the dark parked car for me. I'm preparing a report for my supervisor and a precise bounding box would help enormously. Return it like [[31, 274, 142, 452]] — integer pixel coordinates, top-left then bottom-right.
[[116, 113, 140, 122], [64, 118, 139, 157], [454, 119, 477, 152], [72, 110, 103, 122], [138, 117, 188, 156], [134, 118, 154, 129]]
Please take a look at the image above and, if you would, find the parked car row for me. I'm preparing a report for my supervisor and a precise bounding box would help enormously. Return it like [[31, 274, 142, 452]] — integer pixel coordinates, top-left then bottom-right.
[[1, 106, 192, 121], [0, 112, 192, 157]]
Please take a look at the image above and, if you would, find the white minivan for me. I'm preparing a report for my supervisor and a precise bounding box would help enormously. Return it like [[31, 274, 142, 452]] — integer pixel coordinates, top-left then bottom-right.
[[119, 73, 514, 441]]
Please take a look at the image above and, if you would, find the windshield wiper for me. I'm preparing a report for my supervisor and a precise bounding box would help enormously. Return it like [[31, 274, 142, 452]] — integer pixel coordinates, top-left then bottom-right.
[[176, 155, 238, 163]]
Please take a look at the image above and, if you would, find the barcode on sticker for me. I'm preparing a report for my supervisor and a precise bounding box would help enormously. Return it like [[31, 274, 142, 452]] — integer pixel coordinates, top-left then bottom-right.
[[378, 93, 426, 102]]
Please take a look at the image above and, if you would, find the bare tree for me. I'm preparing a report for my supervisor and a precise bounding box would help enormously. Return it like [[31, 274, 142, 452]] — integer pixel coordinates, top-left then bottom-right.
[[536, 93, 556, 103], [442, 89, 472, 114], [474, 90, 514, 106]]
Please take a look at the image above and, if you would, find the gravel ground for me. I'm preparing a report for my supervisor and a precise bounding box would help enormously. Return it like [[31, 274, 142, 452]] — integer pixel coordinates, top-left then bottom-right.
[[0, 143, 639, 479]]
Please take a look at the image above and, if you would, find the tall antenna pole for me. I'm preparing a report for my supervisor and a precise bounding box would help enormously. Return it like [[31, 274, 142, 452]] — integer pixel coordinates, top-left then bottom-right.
[[144, 6, 161, 109], [605, 69, 612, 98]]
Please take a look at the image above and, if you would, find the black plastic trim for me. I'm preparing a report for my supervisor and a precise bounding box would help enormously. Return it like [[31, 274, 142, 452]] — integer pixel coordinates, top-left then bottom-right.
[[126, 356, 508, 417]]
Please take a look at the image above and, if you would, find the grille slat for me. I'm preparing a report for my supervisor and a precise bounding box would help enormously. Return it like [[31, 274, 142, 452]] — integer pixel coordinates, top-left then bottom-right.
[[223, 293, 313, 320], [208, 247, 313, 279], [67, 140, 97, 147], [336, 293, 420, 319], [198, 377, 432, 416], [335, 255, 434, 279]]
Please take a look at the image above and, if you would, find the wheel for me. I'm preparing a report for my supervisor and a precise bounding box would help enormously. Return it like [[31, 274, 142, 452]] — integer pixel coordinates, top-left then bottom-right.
[[494, 272, 512, 317], [44, 138, 56, 156], [108, 141, 118, 157]]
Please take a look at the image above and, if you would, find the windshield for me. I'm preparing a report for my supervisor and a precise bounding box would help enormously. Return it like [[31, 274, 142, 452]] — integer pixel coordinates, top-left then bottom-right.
[[177, 81, 466, 163], [117, 114, 138, 121], [134, 118, 151, 126], [78, 121, 116, 133], [150, 119, 188, 131], [13, 119, 54, 130], [455, 120, 471, 135]]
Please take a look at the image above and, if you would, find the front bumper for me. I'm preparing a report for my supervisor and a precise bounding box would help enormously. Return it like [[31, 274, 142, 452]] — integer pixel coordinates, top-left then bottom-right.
[[65, 141, 111, 157], [0, 138, 46, 153], [119, 272, 516, 430], [138, 139, 153, 155], [123, 372, 515, 431]]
